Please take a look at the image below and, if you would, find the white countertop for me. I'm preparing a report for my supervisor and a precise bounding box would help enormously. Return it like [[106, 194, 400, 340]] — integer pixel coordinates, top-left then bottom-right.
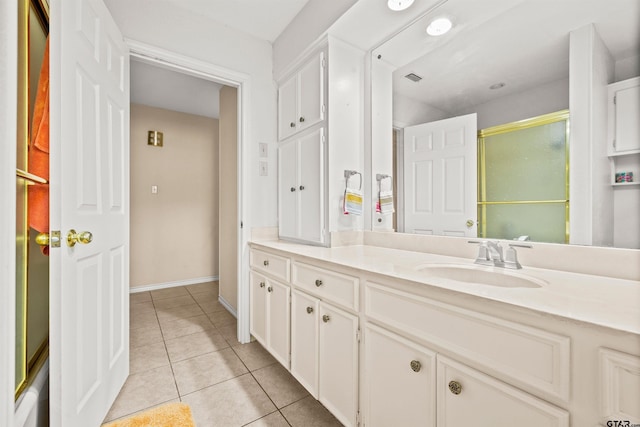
[[250, 239, 640, 335]]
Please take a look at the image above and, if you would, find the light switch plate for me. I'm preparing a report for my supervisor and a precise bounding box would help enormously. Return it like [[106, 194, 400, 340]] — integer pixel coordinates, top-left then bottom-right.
[[151, 185, 158, 194], [259, 161, 268, 176], [259, 142, 268, 158]]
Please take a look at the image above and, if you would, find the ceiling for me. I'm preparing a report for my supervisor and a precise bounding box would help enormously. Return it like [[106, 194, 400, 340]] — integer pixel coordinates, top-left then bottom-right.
[[376, 0, 640, 114]]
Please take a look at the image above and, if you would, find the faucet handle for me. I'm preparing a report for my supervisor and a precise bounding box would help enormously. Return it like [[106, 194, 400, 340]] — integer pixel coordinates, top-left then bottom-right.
[[504, 243, 532, 269]]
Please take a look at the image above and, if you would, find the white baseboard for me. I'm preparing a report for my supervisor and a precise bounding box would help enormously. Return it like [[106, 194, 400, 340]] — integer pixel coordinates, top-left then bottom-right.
[[130, 276, 219, 293], [218, 295, 237, 318]]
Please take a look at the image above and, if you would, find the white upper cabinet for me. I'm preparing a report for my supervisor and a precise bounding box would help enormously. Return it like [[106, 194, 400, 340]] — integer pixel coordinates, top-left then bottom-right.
[[608, 76, 640, 154], [278, 51, 325, 141]]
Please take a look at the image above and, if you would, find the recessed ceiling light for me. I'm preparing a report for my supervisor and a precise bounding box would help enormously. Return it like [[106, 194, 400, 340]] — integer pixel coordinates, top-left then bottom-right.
[[489, 82, 506, 90], [388, 0, 414, 12], [426, 17, 453, 36]]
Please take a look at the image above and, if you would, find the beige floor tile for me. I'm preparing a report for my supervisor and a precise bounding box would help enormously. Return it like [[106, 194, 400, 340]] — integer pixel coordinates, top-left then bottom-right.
[[129, 341, 169, 374], [130, 301, 155, 314], [197, 298, 228, 314], [152, 294, 196, 310], [232, 341, 278, 372], [190, 290, 219, 303], [159, 314, 216, 341], [252, 363, 309, 408], [103, 399, 181, 425], [130, 311, 158, 330], [244, 411, 291, 427], [130, 323, 163, 348], [181, 374, 276, 426], [130, 291, 152, 304], [172, 348, 248, 395], [217, 322, 241, 346], [156, 303, 204, 324], [103, 365, 178, 422], [207, 308, 237, 327], [186, 281, 219, 295], [165, 329, 229, 362], [150, 286, 190, 301], [280, 396, 343, 427]]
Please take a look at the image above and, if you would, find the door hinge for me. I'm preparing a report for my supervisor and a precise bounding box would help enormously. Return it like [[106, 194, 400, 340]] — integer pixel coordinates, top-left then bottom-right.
[[321, 104, 326, 114], [356, 411, 361, 426], [322, 58, 326, 68], [613, 95, 617, 105], [241, 221, 243, 229], [356, 328, 361, 342], [613, 139, 617, 149]]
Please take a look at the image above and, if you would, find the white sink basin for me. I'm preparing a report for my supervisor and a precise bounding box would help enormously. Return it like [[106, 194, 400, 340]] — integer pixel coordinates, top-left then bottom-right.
[[415, 264, 544, 288]]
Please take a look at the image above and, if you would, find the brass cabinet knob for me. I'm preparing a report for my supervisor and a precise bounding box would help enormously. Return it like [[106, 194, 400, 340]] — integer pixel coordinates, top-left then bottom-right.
[[448, 380, 462, 395], [67, 229, 93, 247], [306, 306, 314, 314], [299, 185, 305, 190], [466, 219, 474, 228], [263, 260, 269, 266], [410, 360, 421, 372], [299, 116, 305, 123], [290, 187, 296, 192], [259, 282, 265, 288], [267, 286, 273, 293], [315, 279, 323, 287], [322, 314, 330, 323], [290, 122, 295, 128]]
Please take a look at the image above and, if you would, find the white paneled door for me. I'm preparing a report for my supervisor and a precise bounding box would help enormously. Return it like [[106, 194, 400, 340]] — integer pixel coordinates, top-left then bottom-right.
[[403, 113, 477, 237], [50, 0, 130, 425]]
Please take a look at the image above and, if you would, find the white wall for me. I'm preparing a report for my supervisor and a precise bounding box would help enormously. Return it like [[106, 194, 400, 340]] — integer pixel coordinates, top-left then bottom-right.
[[0, 0, 17, 424], [615, 54, 640, 82], [104, 0, 278, 228], [393, 93, 449, 128]]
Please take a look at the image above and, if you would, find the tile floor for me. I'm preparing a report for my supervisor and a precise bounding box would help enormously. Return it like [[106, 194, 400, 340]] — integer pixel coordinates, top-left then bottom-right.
[[103, 281, 343, 426]]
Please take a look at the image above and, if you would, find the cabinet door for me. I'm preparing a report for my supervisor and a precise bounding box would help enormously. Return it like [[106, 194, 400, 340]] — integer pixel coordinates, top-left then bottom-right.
[[278, 75, 298, 141], [614, 83, 640, 153], [249, 271, 267, 346], [319, 302, 358, 427], [364, 324, 436, 427], [437, 356, 569, 427], [291, 290, 319, 397], [266, 279, 291, 368], [297, 51, 325, 133], [278, 139, 298, 240], [298, 128, 325, 244]]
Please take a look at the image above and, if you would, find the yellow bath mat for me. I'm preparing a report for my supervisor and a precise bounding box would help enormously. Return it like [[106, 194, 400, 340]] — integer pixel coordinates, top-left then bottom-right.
[[102, 402, 195, 427]]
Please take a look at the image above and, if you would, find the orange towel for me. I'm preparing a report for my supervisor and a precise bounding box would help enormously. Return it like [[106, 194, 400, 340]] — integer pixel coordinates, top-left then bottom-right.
[[28, 37, 50, 242]]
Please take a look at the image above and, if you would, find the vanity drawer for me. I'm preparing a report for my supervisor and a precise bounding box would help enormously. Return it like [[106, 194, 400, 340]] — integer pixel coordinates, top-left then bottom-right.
[[365, 282, 570, 402], [292, 261, 359, 310], [250, 248, 290, 282]]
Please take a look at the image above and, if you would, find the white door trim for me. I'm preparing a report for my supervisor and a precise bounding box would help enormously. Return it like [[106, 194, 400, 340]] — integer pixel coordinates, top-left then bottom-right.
[[0, 1, 18, 425], [126, 39, 252, 343]]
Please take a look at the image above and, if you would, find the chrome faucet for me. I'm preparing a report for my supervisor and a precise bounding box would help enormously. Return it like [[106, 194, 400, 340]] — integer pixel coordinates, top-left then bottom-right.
[[469, 240, 532, 269]]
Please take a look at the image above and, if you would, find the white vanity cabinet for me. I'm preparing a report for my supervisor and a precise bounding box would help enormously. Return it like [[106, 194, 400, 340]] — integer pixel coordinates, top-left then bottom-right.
[[364, 323, 436, 427], [278, 127, 325, 244], [249, 249, 291, 368], [278, 51, 325, 141], [290, 262, 360, 427]]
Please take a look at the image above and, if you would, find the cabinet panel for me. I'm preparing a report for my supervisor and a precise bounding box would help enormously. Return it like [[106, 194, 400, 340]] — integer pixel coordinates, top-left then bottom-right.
[[267, 279, 290, 368], [364, 324, 436, 427], [292, 260, 358, 310], [437, 356, 569, 427], [614, 84, 640, 153], [319, 302, 358, 427], [291, 289, 319, 398], [600, 348, 640, 424], [278, 140, 298, 240], [298, 128, 324, 243], [278, 76, 297, 140], [249, 271, 267, 346], [250, 248, 290, 282], [297, 51, 325, 133], [365, 282, 570, 401]]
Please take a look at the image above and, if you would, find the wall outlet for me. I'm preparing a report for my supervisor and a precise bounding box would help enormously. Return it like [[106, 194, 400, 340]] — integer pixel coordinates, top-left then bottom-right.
[[151, 185, 158, 194], [259, 142, 268, 158], [259, 161, 268, 176]]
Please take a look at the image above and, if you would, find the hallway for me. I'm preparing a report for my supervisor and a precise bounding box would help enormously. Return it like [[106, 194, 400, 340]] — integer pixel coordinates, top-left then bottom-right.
[[103, 282, 342, 426]]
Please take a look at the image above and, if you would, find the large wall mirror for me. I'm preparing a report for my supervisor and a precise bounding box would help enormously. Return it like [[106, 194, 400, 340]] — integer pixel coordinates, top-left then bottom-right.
[[370, 0, 640, 249]]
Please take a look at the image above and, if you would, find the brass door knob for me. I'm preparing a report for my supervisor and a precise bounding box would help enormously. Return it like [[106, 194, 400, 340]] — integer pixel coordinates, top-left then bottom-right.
[[448, 380, 462, 395], [35, 231, 61, 248], [410, 360, 421, 372], [67, 229, 93, 247], [306, 306, 314, 314], [322, 314, 330, 323], [315, 279, 323, 287]]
